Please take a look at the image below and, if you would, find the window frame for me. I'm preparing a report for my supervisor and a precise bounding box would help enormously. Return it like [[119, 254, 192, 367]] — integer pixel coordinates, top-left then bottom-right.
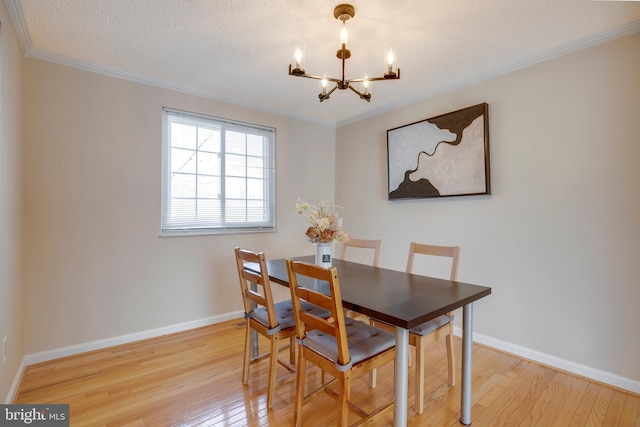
[[161, 107, 276, 236]]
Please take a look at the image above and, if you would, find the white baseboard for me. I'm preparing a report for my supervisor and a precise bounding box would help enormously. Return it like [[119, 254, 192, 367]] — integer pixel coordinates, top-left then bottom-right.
[[4, 357, 27, 404], [4, 311, 242, 403], [7, 314, 637, 403], [454, 327, 640, 395], [24, 311, 244, 366]]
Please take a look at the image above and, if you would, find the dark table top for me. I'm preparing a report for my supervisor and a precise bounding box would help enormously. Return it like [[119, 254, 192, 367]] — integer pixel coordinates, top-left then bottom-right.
[[253, 256, 492, 330]]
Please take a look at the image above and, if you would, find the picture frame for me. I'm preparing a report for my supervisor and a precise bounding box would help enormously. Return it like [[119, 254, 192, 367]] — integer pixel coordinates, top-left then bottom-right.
[[387, 103, 490, 200]]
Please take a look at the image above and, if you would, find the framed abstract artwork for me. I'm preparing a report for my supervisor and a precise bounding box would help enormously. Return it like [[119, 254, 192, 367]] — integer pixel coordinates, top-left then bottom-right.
[[387, 103, 490, 200]]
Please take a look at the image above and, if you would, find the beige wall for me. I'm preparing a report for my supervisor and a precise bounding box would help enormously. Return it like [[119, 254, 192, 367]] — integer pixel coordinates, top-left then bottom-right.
[[0, 2, 25, 401], [4, 12, 639, 400], [336, 32, 640, 386], [20, 59, 336, 355]]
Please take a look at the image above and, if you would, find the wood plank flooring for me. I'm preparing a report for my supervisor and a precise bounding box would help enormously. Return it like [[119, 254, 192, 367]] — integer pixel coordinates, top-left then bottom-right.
[[15, 320, 640, 426]]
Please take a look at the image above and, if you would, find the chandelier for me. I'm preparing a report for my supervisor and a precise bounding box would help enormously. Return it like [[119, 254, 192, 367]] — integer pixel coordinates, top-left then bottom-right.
[[288, 4, 400, 102]]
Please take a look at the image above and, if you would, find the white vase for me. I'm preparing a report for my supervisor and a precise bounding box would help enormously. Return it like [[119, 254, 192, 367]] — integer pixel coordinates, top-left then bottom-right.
[[315, 242, 332, 268]]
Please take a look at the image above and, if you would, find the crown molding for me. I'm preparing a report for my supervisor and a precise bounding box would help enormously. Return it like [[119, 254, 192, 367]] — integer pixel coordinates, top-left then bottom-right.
[[4, 0, 32, 54]]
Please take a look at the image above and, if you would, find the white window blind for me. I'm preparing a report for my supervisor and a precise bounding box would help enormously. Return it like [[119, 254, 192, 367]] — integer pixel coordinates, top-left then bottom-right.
[[161, 108, 276, 235]]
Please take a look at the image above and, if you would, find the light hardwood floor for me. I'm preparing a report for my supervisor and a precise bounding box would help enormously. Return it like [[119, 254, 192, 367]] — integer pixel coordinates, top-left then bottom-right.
[[15, 320, 639, 426]]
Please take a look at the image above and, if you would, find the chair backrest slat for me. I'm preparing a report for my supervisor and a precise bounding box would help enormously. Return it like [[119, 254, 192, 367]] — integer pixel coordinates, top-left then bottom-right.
[[300, 311, 336, 336], [287, 259, 350, 366], [241, 269, 263, 285]]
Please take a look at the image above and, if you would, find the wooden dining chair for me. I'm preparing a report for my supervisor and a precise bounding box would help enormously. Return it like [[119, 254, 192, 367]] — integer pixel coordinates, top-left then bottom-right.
[[286, 259, 396, 427], [338, 238, 382, 321], [370, 242, 460, 414], [338, 238, 382, 267], [234, 247, 329, 410]]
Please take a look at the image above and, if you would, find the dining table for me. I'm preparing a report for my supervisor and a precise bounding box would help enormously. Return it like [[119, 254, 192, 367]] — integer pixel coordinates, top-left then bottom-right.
[[247, 255, 491, 427]]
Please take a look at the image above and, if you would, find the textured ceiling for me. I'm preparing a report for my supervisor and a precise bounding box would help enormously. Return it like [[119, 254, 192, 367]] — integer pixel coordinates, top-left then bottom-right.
[[6, 0, 640, 126]]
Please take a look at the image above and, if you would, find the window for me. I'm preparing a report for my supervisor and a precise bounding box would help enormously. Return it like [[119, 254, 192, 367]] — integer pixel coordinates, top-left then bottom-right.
[[161, 108, 276, 235]]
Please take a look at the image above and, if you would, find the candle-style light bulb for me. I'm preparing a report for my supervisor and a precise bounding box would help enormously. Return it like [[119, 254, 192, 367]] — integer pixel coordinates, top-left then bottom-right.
[[294, 48, 302, 67], [340, 25, 348, 45], [363, 76, 369, 95], [321, 76, 328, 95], [387, 48, 395, 72]]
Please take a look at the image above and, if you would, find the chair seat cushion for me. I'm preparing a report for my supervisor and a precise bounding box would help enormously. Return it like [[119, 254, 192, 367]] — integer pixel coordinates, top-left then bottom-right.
[[303, 318, 395, 370], [248, 300, 330, 333], [409, 314, 454, 336]]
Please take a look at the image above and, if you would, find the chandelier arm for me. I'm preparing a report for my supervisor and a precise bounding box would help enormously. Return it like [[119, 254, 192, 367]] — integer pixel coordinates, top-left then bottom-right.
[[348, 85, 363, 96], [348, 85, 371, 102], [288, 70, 342, 83], [350, 70, 401, 83], [325, 85, 339, 96], [319, 85, 339, 102]]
